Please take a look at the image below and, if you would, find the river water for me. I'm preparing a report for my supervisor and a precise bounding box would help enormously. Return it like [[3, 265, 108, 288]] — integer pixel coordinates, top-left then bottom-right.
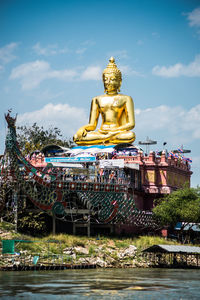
[[0, 268, 199, 300]]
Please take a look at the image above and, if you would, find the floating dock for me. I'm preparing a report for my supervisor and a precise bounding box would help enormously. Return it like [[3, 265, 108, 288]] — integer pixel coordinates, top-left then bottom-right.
[[0, 263, 97, 271]]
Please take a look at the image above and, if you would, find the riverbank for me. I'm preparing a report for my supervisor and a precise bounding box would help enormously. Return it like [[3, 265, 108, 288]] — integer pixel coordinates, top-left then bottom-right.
[[0, 221, 184, 269]]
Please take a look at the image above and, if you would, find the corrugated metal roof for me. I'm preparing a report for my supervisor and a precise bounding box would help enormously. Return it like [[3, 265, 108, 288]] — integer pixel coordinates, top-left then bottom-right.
[[143, 244, 200, 254], [174, 222, 200, 232]]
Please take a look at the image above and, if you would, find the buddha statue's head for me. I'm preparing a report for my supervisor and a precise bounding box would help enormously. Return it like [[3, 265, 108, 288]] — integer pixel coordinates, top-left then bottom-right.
[[102, 57, 122, 94]]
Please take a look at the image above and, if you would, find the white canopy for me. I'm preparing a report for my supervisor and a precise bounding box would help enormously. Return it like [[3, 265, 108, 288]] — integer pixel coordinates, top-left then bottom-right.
[[66, 146, 115, 156]]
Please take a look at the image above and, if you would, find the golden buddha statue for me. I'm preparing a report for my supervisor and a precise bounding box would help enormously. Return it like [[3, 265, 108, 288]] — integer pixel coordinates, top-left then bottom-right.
[[73, 57, 135, 145]]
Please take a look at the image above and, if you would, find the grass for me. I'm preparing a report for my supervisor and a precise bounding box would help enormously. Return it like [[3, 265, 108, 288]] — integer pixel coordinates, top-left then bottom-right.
[[2, 221, 200, 268], [114, 239, 131, 249], [0, 221, 15, 232], [0, 221, 183, 259], [131, 235, 179, 251], [89, 245, 96, 256]]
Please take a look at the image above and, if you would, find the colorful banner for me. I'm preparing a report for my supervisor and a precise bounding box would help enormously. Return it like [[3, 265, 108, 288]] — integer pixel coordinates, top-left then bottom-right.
[[145, 170, 155, 183], [45, 156, 96, 163]]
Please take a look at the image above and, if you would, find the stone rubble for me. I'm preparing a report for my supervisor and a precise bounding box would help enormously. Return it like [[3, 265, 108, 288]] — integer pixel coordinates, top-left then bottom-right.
[[0, 228, 149, 268], [0, 241, 148, 268]]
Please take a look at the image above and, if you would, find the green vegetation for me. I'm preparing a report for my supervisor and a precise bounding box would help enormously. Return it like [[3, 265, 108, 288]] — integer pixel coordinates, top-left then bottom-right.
[[89, 245, 96, 255], [153, 187, 200, 233], [131, 235, 177, 251], [17, 123, 74, 155], [0, 222, 181, 255], [1, 221, 198, 268], [0, 221, 15, 232], [114, 240, 130, 249], [17, 211, 47, 236]]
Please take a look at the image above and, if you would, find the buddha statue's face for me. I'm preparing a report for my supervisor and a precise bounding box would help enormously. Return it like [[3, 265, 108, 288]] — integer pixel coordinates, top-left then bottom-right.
[[103, 73, 121, 94]]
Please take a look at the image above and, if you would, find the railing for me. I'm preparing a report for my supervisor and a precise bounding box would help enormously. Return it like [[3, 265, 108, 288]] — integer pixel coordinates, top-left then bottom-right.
[[59, 175, 131, 185], [0, 253, 73, 268]]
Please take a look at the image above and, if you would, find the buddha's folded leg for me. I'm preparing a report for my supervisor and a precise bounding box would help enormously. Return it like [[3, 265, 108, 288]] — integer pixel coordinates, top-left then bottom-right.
[[109, 131, 135, 144], [74, 130, 135, 145], [74, 131, 109, 145]]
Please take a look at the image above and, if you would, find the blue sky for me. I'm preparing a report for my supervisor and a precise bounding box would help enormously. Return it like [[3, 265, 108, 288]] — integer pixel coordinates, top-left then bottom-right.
[[0, 0, 200, 186]]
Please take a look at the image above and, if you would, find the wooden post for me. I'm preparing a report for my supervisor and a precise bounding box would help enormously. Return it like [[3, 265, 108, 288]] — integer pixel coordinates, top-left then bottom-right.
[[73, 222, 76, 235], [48, 241, 49, 264], [52, 214, 56, 235], [87, 220, 90, 238], [13, 192, 18, 232]]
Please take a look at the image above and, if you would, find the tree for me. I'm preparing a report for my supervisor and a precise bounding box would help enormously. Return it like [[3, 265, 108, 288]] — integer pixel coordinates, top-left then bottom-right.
[[17, 123, 74, 155], [153, 187, 200, 241], [17, 210, 48, 236]]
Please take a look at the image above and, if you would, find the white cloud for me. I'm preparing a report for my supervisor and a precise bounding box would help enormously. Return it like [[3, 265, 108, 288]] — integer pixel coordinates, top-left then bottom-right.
[[15, 103, 200, 154], [10, 58, 142, 90], [187, 7, 200, 28], [120, 65, 143, 77], [152, 54, 200, 77], [76, 48, 87, 55], [81, 40, 95, 47], [10, 60, 102, 90], [75, 40, 96, 55], [137, 40, 144, 46], [191, 154, 200, 187], [0, 42, 18, 64], [32, 42, 69, 56], [17, 103, 88, 138], [135, 104, 200, 187], [107, 50, 128, 59], [0, 128, 6, 154], [135, 104, 200, 145], [10, 60, 64, 90], [17, 103, 200, 145], [152, 32, 160, 38], [80, 66, 101, 80], [34, 89, 64, 101]]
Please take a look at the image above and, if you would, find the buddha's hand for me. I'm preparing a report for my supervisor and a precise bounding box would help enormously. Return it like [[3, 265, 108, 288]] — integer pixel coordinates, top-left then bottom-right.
[[75, 127, 87, 140], [99, 129, 121, 137]]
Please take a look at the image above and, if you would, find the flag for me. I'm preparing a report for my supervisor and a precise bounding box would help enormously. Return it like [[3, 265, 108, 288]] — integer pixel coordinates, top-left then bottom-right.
[[177, 148, 183, 153], [168, 151, 174, 158], [155, 150, 161, 156], [187, 158, 192, 163], [182, 156, 192, 163]]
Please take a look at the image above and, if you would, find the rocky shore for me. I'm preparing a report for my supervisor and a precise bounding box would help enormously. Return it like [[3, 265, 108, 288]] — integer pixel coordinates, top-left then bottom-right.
[[62, 244, 149, 268], [0, 225, 150, 268], [0, 224, 178, 269], [0, 243, 149, 269]]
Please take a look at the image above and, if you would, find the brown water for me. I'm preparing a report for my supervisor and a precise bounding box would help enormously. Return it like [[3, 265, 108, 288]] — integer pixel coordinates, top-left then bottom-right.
[[0, 268, 200, 299]]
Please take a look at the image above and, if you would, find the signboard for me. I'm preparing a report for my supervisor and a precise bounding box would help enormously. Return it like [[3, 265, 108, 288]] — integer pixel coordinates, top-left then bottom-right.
[[99, 159, 124, 169], [45, 156, 96, 163], [50, 162, 84, 168], [125, 163, 139, 170]]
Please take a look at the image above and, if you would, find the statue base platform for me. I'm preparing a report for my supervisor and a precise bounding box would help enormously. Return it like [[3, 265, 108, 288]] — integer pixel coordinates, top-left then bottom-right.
[[69, 143, 138, 156], [72, 142, 134, 151]]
